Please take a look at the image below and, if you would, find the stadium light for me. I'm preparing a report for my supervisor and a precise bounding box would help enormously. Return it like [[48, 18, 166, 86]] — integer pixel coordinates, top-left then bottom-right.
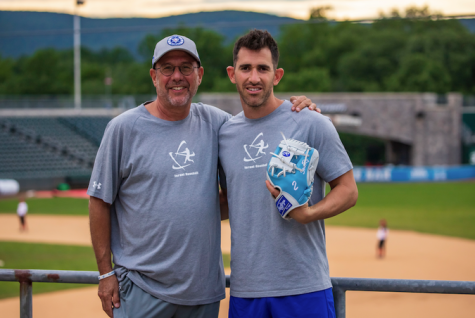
[[74, 0, 85, 110]]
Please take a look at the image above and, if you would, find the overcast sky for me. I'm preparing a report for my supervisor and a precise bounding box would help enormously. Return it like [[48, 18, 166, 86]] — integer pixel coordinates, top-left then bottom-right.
[[0, 0, 474, 20]]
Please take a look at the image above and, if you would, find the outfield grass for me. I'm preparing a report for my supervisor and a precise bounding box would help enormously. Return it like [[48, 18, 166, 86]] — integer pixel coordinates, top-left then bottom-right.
[[326, 182, 475, 240], [0, 242, 97, 299], [0, 241, 231, 299], [0, 197, 88, 215]]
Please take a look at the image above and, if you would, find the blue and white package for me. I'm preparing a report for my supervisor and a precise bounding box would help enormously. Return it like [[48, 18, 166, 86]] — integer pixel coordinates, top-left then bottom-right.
[[266, 133, 319, 219]]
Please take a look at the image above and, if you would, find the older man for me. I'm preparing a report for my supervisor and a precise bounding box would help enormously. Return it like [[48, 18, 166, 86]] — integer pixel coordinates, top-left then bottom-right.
[[88, 34, 317, 318], [219, 29, 358, 317]]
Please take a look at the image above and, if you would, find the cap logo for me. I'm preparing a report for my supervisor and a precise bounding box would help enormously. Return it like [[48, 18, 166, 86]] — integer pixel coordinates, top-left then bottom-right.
[[167, 35, 184, 46]]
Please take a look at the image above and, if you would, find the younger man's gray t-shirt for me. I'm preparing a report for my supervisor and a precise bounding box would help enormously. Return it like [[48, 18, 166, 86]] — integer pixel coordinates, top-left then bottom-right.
[[218, 101, 353, 298], [87, 103, 230, 306]]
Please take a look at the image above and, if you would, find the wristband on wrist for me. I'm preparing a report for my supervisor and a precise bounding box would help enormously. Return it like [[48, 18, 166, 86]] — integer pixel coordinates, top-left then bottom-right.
[[98, 270, 115, 281]]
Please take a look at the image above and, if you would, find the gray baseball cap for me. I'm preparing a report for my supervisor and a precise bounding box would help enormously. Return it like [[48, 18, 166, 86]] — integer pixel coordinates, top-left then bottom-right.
[[151, 35, 201, 68]]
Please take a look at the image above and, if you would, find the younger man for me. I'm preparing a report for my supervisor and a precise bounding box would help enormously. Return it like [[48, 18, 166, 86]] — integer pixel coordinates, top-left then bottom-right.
[[219, 30, 358, 317]]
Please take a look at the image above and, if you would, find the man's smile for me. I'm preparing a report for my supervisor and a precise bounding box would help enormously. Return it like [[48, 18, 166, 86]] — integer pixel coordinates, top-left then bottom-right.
[[169, 86, 188, 92], [245, 86, 263, 94]]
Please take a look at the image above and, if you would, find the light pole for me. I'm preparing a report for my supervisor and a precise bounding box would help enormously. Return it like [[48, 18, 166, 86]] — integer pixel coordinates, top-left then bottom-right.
[[74, 0, 85, 110]]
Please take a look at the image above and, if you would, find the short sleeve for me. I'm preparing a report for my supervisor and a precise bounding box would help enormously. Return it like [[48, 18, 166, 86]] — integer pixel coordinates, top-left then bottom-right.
[[87, 119, 129, 204], [312, 116, 353, 183]]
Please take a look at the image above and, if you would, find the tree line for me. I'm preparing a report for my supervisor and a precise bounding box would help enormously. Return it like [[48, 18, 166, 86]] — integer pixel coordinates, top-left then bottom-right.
[[0, 16, 474, 96]]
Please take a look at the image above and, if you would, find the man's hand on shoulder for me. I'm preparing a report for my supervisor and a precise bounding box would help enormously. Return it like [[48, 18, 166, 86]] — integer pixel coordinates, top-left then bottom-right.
[[98, 275, 120, 318], [290, 96, 321, 113]]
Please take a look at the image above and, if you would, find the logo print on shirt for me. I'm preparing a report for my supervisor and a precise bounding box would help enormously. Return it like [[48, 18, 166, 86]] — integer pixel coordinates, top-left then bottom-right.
[[169, 141, 195, 170], [244, 133, 268, 162], [92, 181, 102, 190]]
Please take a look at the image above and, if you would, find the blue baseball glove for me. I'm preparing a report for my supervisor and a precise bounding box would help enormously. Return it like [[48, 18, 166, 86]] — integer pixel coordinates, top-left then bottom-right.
[[266, 133, 319, 219]]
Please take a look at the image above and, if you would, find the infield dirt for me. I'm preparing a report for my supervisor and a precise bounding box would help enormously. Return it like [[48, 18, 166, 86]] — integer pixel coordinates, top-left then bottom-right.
[[0, 215, 474, 317]]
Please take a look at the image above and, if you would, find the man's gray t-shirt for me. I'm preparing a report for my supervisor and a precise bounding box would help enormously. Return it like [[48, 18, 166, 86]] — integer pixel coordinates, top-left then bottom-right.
[[218, 100, 353, 298], [87, 102, 230, 306]]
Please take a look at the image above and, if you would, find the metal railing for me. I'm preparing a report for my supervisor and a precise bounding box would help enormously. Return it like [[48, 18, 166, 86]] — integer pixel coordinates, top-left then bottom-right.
[[0, 269, 474, 318]]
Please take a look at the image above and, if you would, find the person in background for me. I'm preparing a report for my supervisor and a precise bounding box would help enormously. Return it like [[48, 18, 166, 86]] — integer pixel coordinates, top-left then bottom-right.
[[17, 195, 28, 232], [376, 219, 388, 258]]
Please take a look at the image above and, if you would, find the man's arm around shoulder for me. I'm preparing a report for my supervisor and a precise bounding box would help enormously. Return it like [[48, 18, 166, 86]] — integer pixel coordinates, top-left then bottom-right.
[[266, 169, 358, 224], [89, 196, 120, 317]]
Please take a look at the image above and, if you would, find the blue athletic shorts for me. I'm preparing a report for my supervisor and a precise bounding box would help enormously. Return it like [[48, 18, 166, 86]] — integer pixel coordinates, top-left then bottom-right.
[[229, 288, 335, 318]]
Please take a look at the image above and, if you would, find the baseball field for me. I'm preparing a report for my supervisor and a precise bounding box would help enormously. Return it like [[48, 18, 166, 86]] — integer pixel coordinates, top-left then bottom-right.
[[0, 181, 474, 317]]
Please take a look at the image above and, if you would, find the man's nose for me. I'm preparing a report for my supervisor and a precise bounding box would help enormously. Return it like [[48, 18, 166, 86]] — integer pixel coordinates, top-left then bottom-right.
[[171, 66, 184, 81], [249, 68, 260, 83]]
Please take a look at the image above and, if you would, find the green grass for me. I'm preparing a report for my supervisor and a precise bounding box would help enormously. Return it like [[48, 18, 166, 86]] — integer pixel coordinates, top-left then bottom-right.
[[0, 197, 89, 215], [0, 242, 97, 299], [326, 182, 475, 240], [223, 253, 230, 268], [0, 241, 231, 299]]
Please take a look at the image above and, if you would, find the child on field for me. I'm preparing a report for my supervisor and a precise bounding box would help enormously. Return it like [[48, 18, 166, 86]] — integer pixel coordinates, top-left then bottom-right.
[[376, 219, 388, 258], [17, 196, 28, 232]]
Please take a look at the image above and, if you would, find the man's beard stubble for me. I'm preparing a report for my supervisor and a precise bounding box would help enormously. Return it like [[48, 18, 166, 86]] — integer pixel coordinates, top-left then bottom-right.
[[159, 79, 199, 108], [236, 82, 273, 108]]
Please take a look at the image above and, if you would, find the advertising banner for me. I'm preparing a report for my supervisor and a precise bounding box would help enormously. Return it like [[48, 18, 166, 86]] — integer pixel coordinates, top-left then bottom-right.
[[353, 166, 475, 182]]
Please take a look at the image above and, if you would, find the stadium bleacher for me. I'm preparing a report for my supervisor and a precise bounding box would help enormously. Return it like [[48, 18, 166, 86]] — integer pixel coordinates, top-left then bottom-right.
[[58, 117, 111, 147], [0, 116, 112, 186]]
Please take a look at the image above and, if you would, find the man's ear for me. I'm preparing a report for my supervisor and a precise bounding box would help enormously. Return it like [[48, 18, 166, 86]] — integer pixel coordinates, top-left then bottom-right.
[[150, 68, 158, 87], [226, 66, 236, 84], [273, 68, 284, 86], [197, 66, 204, 85]]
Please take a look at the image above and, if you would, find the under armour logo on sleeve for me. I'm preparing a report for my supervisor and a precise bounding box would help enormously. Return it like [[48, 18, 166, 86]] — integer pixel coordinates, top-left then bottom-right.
[[92, 181, 102, 190]]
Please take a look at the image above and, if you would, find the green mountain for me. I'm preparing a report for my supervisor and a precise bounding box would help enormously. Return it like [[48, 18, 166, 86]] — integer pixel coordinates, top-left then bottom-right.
[[1, 10, 474, 60], [0, 10, 298, 59], [460, 18, 475, 32]]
